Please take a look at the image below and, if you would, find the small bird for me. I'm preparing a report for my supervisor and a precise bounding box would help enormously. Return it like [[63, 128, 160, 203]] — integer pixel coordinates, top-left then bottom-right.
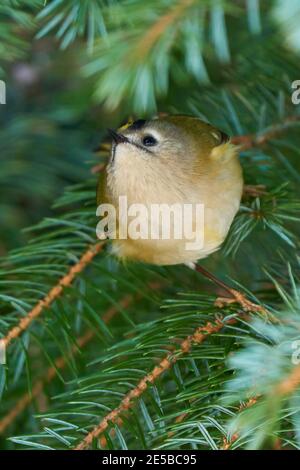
[[97, 115, 243, 266]]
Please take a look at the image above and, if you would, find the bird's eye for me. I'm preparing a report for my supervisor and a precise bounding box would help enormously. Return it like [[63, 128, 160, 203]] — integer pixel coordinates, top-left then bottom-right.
[[142, 135, 157, 146]]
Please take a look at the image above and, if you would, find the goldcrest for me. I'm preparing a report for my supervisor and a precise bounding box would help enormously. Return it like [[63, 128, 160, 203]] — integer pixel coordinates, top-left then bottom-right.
[[97, 115, 243, 266]]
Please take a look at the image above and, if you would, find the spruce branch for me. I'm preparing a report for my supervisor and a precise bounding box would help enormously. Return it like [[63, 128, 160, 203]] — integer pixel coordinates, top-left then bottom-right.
[[164, 391, 260, 450], [71, 263, 275, 450], [0, 0, 40, 64], [222, 304, 300, 449], [194, 264, 268, 315], [221, 396, 259, 449], [223, 361, 300, 450], [232, 115, 300, 150], [0, 294, 132, 435], [0, 331, 93, 436], [132, 0, 196, 61], [74, 315, 240, 450], [275, 363, 300, 396], [2, 242, 103, 348]]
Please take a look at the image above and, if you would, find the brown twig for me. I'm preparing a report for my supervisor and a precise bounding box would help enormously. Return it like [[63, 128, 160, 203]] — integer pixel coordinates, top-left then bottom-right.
[[243, 184, 267, 198], [1, 243, 103, 349], [275, 363, 300, 396], [222, 396, 259, 449], [232, 115, 300, 151], [222, 363, 300, 450], [133, 0, 196, 61], [0, 295, 132, 435], [74, 315, 239, 450]]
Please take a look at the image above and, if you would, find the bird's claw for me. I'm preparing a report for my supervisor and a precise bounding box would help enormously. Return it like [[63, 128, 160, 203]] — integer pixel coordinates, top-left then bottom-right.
[[215, 289, 265, 313]]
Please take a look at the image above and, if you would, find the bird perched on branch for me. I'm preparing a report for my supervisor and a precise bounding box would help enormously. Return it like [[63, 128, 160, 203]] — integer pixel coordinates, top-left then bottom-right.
[[97, 115, 243, 266]]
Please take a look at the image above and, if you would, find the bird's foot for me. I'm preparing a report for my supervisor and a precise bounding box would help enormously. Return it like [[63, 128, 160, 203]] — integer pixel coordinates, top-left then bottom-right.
[[215, 288, 265, 313], [214, 296, 237, 309]]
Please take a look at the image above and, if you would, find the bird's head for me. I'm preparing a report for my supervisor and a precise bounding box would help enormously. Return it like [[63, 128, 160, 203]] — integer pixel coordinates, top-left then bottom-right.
[[107, 115, 234, 173]]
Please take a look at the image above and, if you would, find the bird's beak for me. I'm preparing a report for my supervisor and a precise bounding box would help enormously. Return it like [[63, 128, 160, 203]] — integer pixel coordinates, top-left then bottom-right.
[[107, 128, 129, 145]]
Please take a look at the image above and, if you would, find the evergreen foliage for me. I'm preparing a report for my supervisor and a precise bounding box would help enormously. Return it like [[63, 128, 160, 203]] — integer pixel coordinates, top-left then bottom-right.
[[0, 0, 300, 450]]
